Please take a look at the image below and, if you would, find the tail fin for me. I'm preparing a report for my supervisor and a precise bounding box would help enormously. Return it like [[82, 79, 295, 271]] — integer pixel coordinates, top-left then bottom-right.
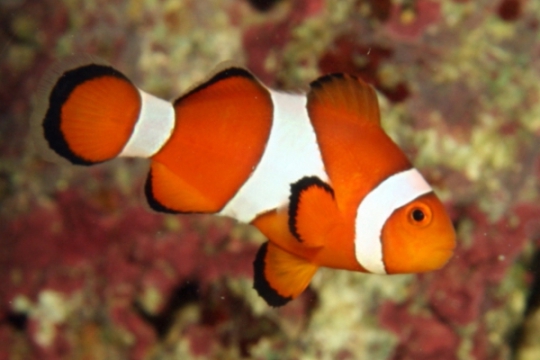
[[31, 55, 174, 165]]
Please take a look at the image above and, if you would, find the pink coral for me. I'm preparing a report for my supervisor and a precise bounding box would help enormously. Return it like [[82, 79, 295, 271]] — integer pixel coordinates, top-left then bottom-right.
[[380, 302, 460, 360], [1, 188, 259, 358], [242, 0, 324, 84]]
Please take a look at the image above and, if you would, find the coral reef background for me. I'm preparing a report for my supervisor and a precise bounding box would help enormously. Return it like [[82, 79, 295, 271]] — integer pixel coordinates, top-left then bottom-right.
[[1, 0, 540, 359]]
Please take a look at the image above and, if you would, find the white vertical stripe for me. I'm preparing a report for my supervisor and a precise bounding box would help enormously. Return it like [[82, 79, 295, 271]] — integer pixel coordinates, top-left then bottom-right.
[[119, 89, 175, 158], [354, 169, 433, 274], [219, 90, 328, 223]]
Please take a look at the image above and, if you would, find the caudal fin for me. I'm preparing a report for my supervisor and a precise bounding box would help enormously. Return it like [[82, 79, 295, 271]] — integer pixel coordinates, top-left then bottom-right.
[[31, 55, 175, 165]]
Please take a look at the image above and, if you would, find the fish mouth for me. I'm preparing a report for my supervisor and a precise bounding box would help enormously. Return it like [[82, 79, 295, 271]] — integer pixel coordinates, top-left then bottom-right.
[[437, 244, 456, 253], [432, 247, 455, 267], [433, 233, 457, 262]]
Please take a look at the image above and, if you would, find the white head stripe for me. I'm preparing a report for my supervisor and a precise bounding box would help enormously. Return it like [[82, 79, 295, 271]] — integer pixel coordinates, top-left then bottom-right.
[[219, 90, 328, 223], [354, 168, 432, 274], [119, 89, 175, 158]]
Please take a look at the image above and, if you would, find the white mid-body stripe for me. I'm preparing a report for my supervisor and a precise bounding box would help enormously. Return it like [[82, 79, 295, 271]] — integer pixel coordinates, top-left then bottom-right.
[[219, 90, 328, 223], [354, 169, 432, 274], [119, 89, 175, 158]]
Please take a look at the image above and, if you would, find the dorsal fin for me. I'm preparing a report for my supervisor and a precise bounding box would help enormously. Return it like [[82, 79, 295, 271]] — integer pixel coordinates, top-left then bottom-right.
[[307, 73, 411, 215], [180, 67, 259, 99], [150, 66, 273, 214], [308, 73, 380, 127]]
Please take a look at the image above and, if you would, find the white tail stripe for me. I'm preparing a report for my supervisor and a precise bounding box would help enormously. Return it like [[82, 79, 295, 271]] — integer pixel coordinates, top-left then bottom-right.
[[354, 168, 432, 274], [119, 89, 175, 158], [219, 90, 328, 223]]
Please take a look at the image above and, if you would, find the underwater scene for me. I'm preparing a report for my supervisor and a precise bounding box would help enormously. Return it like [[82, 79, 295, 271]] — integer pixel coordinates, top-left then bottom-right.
[[1, 0, 540, 359]]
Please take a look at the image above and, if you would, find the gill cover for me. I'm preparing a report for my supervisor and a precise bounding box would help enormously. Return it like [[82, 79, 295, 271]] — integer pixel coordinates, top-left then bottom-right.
[[381, 192, 456, 274]]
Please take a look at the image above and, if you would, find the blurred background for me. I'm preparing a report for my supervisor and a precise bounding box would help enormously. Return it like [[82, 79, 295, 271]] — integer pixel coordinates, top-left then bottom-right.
[[1, 0, 540, 359]]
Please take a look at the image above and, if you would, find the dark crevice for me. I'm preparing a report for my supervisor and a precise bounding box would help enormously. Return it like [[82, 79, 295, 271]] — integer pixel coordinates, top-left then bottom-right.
[[5, 312, 28, 331], [200, 283, 281, 357], [509, 247, 540, 359], [246, 0, 282, 12], [498, 0, 521, 22], [133, 280, 200, 339], [522, 249, 540, 317]]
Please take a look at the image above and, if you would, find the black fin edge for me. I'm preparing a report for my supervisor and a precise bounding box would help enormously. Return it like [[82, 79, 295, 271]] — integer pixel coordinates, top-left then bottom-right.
[[42, 63, 131, 166], [253, 242, 292, 307], [144, 171, 181, 214], [309, 73, 348, 90], [288, 176, 335, 243], [174, 67, 257, 106]]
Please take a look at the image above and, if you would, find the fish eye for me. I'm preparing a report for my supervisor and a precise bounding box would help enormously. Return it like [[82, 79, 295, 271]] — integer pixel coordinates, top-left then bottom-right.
[[412, 209, 425, 222], [407, 202, 432, 227]]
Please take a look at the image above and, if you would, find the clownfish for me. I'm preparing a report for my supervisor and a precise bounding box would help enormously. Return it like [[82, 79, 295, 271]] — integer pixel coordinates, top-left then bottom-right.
[[31, 55, 456, 307]]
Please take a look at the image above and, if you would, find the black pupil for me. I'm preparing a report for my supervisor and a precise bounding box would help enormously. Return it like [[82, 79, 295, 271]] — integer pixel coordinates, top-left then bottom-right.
[[412, 209, 425, 222]]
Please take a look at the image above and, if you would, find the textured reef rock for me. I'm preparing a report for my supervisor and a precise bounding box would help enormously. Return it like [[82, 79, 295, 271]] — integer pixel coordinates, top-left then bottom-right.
[[2, 188, 259, 358], [2, 0, 540, 359]]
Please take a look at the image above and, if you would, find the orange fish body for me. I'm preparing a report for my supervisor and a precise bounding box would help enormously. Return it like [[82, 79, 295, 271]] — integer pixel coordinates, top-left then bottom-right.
[[33, 56, 456, 307]]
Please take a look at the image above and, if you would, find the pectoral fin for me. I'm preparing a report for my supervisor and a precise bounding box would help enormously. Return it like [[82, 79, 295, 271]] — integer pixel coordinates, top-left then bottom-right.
[[288, 176, 340, 247], [253, 241, 319, 307]]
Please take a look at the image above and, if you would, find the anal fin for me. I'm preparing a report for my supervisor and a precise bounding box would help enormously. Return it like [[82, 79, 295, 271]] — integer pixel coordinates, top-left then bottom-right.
[[253, 241, 318, 307]]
